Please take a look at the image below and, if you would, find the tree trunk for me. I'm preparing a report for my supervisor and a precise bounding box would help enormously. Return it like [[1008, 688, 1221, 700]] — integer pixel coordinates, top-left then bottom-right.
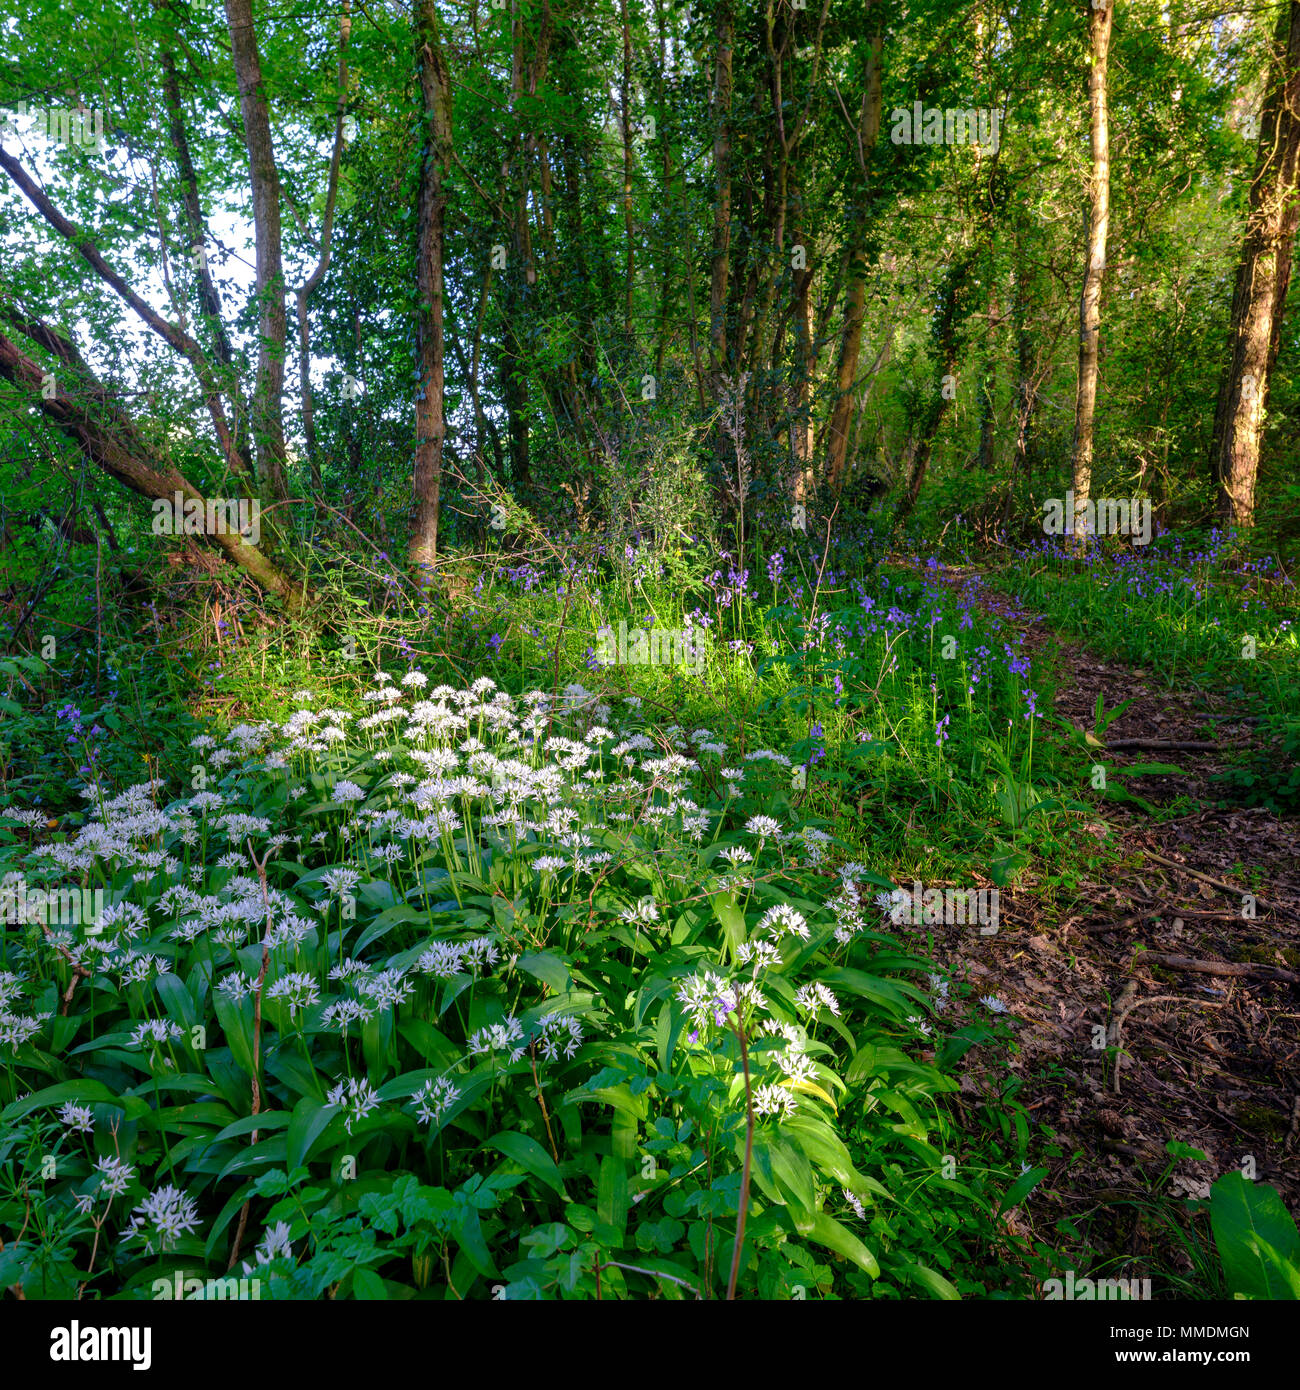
[[0, 148, 248, 481], [620, 0, 635, 343], [0, 327, 305, 610], [224, 0, 290, 502], [410, 0, 453, 576], [296, 2, 352, 494], [1210, 0, 1300, 528], [893, 254, 972, 531], [1069, 0, 1114, 552], [820, 18, 883, 493], [708, 0, 734, 380]]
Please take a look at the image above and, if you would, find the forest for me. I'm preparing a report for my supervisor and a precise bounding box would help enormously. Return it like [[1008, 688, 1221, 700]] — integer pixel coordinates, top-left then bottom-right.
[[0, 0, 1298, 1325]]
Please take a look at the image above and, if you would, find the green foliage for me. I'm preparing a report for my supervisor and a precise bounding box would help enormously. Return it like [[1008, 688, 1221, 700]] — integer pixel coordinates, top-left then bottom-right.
[[0, 677, 1028, 1300], [1208, 1172, 1300, 1301]]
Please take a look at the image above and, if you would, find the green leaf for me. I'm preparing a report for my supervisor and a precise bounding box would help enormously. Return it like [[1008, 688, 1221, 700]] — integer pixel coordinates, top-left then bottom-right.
[[487, 1131, 567, 1199], [999, 1165, 1049, 1213], [286, 1096, 341, 1171], [1210, 1172, 1300, 1300], [808, 1211, 879, 1276], [518, 951, 571, 994], [596, 1154, 629, 1240], [710, 892, 748, 963], [891, 1260, 961, 1299], [352, 1267, 389, 1299], [1, 1079, 120, 1123]]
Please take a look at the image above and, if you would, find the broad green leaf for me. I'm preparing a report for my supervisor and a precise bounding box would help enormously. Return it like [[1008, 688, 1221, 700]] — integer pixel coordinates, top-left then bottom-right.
[[1210, 1172, 1300, 1300], [487, 1131, 567, 1199], [808, 1211, 879, 1277]]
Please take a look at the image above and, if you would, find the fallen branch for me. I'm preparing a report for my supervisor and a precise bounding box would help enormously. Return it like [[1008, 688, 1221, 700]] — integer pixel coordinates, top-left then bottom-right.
[[1140, 850, 1293, 918], [1109, 988, 1229, 1095], [1133, 952, 1299, 986]]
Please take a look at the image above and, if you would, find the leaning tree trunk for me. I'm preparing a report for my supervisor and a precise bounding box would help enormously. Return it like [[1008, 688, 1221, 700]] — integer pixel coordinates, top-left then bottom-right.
[[1069, 0, 1113, 554], [410, 0, 454, 577], [0, 328, 306, 610], [1210, 0, 1300, 528]]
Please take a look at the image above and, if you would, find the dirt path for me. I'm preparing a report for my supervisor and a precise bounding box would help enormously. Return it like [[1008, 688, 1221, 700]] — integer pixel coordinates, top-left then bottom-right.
[[912, 565, 1300, 1275]]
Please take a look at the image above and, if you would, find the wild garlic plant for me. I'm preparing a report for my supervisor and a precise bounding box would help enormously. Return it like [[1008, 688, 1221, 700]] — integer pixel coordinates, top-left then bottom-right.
[[0, 675, 1015, 1299]]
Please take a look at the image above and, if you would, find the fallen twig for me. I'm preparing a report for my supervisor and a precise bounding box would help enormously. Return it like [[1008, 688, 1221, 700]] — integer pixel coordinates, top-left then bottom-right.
[[1133, 952, 1299, 986], [1140, 851, 1293, 918]]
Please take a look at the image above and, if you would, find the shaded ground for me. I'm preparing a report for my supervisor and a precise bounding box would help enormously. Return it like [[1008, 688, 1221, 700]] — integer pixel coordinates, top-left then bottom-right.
[[908, 565, 1300, 1283]]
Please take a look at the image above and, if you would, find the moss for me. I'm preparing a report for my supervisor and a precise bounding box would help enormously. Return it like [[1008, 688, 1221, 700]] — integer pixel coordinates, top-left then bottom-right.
[[1232, 1103, 1288, 1139]]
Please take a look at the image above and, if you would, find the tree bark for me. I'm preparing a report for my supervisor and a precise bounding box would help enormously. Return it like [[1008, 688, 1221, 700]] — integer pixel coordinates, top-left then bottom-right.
[[1210, 0, 1300, 528], [820, 15, 883, 493], [0, 148, 249, 482], [619, 0, 635, 343], [893, 253, 973, 531], [1069, 0, 1114, 552], [708, 0, 735, 380], [0, 327, 305, 610], [295, 2, 352, 494], [224, 0, 290, 501], [410, 0, 454, 576]]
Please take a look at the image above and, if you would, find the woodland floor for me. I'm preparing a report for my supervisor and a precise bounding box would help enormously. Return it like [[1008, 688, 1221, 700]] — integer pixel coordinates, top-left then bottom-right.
[[908, 566, 1300, 1278]]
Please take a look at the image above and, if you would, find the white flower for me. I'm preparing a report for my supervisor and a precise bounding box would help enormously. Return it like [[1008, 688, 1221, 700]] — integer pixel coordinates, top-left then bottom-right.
[[462, 937, 500, 974], [618, 898, 660, 925], [92, 1154, 135, 1199], [325, 1076, 381, 1134], [751, 1084, 797, 1119], [411, 1076, 460, 1127], [416, 941, 466, 978], [535, 1012, 584, 1062], [735, 940, 781, 973], [794, 982, 841, 1017], [58, 1101, 95, 1133], [320, 866, 360, 896], [757, 903, 809, 942], [253, 1219, 294, 1265], [321, 998, 374, 1033], [467, 1014, 526, 1063], [981, 994, 1008, 1015], [130, 1018, 184, 1049], [745, 815, 782, 837], [122, 1183, 201, 1254], [266, 972, 321, 1020], [356, 968, 414, 1011]]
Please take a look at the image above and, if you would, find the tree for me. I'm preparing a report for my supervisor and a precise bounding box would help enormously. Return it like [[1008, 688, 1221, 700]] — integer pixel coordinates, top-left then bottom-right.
[[1069, 0, 1113, 553], [1211, 0, 1300, 529], [410, 0, 454, 575]]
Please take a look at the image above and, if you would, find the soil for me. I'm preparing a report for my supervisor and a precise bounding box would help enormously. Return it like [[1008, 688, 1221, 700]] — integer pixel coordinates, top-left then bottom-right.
[[907, 564, 1299, 1284]]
